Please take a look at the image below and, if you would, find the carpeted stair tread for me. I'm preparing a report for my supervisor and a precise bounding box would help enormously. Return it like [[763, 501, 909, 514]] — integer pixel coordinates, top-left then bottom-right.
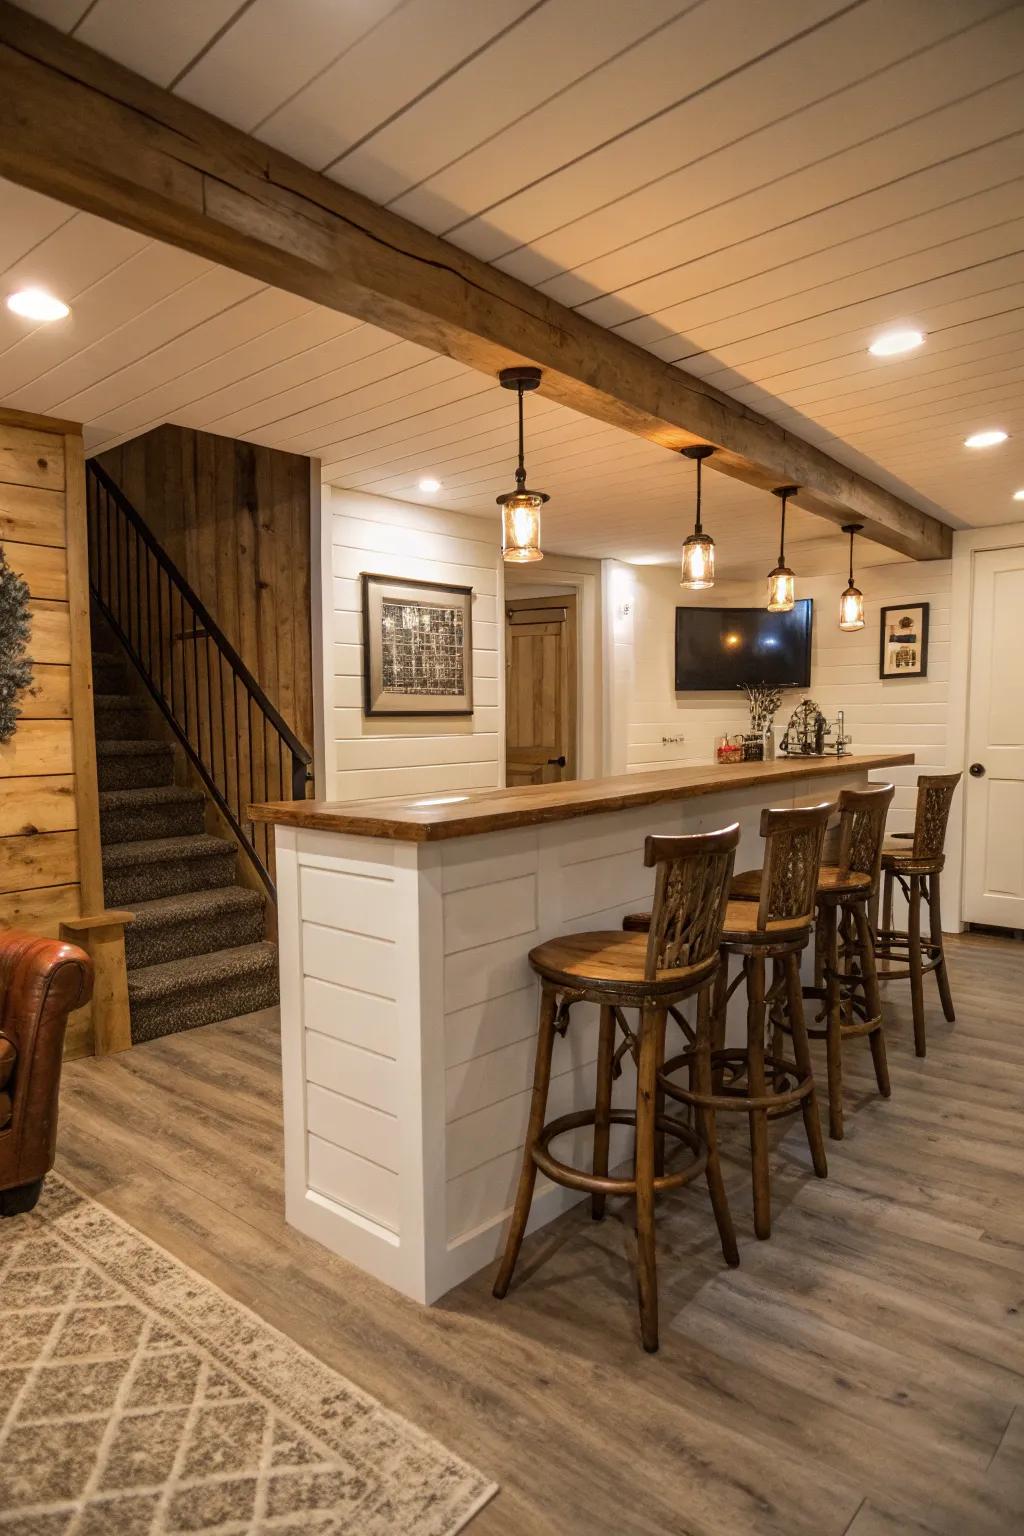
[[124, 885, 265, 969], [96, 739, 174, 791], [127, 942, 279, 1042], [99, 784, 204, 843], [129, 940, 277, 1001], [94, 694, 151, 740], [103, 832, 236, 906], [96, 739, 170, 758], [103, 832, 234, 870], [128, 883, 262, 923]]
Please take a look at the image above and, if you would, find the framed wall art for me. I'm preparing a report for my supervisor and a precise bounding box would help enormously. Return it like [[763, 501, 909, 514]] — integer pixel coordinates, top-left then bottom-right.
[[361, 573, 474, 717], [879, 602, 929, 679]]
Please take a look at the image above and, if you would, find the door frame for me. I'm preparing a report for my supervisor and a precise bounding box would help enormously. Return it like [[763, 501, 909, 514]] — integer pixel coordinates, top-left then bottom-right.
[[504, 592, 579, 785], [948, 521, 1024, 929], [502, 561, 603, 781]]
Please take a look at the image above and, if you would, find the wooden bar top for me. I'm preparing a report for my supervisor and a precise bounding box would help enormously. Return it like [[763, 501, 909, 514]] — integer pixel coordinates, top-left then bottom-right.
[[250, 752, 913, 844]]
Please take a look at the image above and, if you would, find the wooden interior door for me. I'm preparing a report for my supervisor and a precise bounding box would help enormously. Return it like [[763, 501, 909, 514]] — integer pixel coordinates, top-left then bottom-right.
[[963, 544, 1024, 928], [505, 594, 577, 786]]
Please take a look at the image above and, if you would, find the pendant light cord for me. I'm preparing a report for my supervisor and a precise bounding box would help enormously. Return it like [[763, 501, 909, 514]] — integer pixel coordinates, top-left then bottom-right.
[[694, 452, 703, 535], [515, 384, 526, 492], [778, 491, 787, 565], [848, 526, 855, 586]]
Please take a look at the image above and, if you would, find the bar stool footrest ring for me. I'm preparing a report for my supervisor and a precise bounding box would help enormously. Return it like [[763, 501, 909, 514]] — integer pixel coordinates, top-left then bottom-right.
[[532, 1108, 707, 1196], [660, 1047, 812, 1117]]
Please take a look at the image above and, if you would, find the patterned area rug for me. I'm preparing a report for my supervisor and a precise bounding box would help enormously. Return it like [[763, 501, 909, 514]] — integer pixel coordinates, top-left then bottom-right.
[[0, 1176, 496, 1534]]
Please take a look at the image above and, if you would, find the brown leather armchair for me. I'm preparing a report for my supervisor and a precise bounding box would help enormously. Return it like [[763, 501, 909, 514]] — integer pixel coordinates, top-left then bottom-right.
[[0, 930, 93, 1217]]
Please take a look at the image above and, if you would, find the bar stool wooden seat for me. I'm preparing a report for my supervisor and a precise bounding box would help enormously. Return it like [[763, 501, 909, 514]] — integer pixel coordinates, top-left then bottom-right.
[[731, 783, 895, 1140], [876, 772, 961, 1057], [624, 803, 832, 1241], [493, 823, 741, 1353]]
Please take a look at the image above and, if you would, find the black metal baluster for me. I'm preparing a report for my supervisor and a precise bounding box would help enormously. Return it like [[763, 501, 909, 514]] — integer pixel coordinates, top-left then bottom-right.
[[205, 634, 215, 799], [247, 694, 255, 847], [180, 588, 189, 747], [191, 610, 200, 765], [156, 562, 166, 707], [219, 653, 228, 813], [131, 523, 140, 661]]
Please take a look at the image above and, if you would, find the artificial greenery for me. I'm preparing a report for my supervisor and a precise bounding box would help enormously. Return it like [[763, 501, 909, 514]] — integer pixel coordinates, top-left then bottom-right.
[[0, 545, 33, 743]]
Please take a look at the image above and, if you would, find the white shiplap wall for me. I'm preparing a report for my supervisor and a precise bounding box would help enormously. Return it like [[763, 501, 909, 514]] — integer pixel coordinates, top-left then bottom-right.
[[325, 486, 502, 801], [802, 559, 952, 836], [609, 563, 761, 773], [609, 556, 953, 837]]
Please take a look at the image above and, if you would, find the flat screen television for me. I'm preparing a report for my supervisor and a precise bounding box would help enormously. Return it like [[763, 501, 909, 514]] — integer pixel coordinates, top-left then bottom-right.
[[675, 600, 813, 691]]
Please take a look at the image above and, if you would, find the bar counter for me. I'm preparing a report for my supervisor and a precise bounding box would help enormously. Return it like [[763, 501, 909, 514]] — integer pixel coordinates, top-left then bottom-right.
[[251, 752, 913, 842], [253, 752, 912, 1303]]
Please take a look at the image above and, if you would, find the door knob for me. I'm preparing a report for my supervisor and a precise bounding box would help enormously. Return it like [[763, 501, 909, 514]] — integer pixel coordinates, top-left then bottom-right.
[[547, 755, 567, 767], [969, 762, 986, 777]]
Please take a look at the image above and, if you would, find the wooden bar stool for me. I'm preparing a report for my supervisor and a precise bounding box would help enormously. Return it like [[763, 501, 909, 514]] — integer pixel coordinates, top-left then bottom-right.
[[493, 823, 741, 1354], [734, 784, 895, 1139], [626, 803, 832, 1242], [876, 772, 961, 1057]]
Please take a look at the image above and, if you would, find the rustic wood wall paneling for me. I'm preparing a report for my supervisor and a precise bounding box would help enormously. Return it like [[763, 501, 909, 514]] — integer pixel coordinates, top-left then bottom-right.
[[0, 407, 121, 1058]]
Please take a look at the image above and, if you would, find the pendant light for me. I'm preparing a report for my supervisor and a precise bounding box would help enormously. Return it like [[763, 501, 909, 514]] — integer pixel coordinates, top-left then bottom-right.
[[679, 444, 716, 589], [839, 523, 866, 631], [767, 485, 798, 612], [497, 366, 548, 563]]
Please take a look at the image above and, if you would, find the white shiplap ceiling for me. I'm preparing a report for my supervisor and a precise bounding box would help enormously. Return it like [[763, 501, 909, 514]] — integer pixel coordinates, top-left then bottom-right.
[[3, 0, 1024, 572]]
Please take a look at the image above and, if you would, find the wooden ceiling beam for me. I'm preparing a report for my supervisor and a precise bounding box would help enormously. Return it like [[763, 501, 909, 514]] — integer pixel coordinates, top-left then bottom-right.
[[0, 2, 951, 561]]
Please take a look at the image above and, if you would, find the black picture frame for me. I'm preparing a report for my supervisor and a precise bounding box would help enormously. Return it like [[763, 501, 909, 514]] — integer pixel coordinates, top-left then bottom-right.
[[361, 572, 474, 717], [879, 602, 929, 679]]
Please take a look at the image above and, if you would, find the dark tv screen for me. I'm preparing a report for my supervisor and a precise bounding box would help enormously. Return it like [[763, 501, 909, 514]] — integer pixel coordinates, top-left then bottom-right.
[[675, 600, 813, 691]]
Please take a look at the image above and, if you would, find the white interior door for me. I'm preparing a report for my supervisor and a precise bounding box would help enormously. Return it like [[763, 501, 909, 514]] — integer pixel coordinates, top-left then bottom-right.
[[963, 544, 1024, 927]]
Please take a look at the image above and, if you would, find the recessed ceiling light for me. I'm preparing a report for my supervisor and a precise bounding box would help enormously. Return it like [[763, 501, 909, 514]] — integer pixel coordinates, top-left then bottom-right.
[[964, 429, 1008, 449], [418, 476, 442, 493], [868, 328, 924, 357], [1013, 489, 1024, 502], [6, 287, 71, 322]]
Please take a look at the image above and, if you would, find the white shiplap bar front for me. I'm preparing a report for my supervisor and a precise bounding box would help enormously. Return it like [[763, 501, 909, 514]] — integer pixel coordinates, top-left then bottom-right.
[[268, 757, 908, 1303]]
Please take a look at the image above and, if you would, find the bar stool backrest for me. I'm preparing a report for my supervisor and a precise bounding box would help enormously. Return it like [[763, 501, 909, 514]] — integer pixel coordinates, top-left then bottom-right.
[[912, 772, 962, 863], [836, 782, 895, 889], [757, 801, 833, 930], [642, 823, 740, 981]]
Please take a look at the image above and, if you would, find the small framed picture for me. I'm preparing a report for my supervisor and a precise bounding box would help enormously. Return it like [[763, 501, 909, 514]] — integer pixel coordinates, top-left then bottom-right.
[[879, 602, 929, 679], [361, 573, 474, 717]]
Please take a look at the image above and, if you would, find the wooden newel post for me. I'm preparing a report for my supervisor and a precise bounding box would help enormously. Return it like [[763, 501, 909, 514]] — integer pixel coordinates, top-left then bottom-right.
[[60, 911, 134, 1054]]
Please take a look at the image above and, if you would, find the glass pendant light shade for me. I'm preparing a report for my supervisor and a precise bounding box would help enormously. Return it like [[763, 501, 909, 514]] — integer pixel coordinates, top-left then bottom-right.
[[501, 492, 544, 562], [767, 563, 796, 612], [767, 485, 798, 612], [839, 524, 866, 631], [497, 366, 548, 564], [681, 530, 715, 589], [680, 444, 716, 590], [839, 581, 865, 631]]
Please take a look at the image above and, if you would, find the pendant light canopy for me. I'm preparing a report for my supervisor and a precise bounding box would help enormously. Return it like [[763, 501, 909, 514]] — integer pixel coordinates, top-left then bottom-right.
[[767, 485, 798, 612], [497, 366, 548, 563], [679, 444, 716, 589], [839, 523, 866, 631]]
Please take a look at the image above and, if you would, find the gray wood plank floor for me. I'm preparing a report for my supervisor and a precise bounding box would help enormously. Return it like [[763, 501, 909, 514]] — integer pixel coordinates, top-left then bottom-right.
[[55, 932, 1024, 1535]]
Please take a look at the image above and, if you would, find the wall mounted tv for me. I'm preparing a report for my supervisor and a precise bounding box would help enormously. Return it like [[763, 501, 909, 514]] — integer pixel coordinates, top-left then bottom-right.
[[675, 600, 813, 691]]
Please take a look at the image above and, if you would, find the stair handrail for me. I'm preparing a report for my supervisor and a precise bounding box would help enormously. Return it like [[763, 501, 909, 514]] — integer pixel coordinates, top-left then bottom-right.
[[86, 458, 313, 901]]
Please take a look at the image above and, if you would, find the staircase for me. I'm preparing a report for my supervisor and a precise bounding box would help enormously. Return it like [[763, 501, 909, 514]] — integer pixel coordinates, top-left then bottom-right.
[[93, 624, 279, 1043], [86, 457, 312, 1046]]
